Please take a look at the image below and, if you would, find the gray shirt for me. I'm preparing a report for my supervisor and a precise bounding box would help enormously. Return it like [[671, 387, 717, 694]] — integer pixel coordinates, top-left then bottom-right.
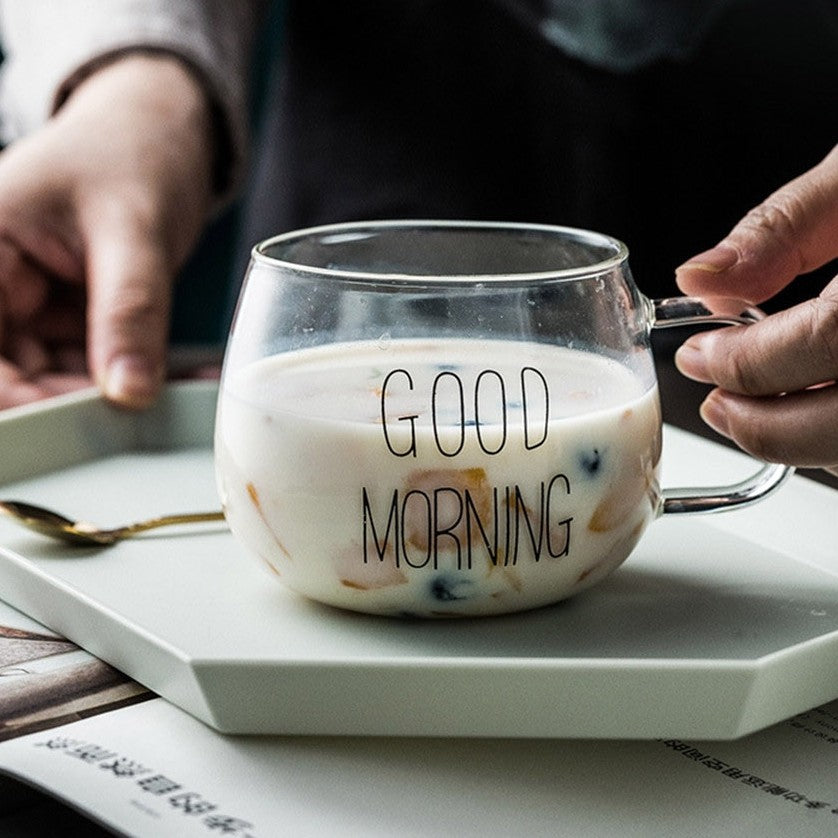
[[0, 0, 260, 197]]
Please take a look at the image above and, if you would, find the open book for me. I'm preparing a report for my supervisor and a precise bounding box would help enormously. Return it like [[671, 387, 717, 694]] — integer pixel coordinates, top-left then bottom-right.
[[1, 596, 838, 837]]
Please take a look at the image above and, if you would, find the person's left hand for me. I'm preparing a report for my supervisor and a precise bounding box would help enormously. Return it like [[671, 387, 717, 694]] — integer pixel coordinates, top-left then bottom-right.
[[0, 243, 92, 405], [674, 145, 838, 477], [0, 53, 216, 411]]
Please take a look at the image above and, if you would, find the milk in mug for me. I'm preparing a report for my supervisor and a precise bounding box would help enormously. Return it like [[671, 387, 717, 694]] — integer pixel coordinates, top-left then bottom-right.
[[215, 338, 662, 616]]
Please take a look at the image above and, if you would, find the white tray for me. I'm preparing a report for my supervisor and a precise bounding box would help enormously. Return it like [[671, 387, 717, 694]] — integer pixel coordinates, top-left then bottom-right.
[[0, 381, 835, 740]]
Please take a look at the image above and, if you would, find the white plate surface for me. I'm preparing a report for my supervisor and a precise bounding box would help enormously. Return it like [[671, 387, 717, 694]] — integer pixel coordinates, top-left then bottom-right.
[[0, 381, 835, 739]]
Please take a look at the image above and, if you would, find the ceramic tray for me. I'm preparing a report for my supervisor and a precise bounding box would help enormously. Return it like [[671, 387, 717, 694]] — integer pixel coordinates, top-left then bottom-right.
[[0, 381, 835, 739]]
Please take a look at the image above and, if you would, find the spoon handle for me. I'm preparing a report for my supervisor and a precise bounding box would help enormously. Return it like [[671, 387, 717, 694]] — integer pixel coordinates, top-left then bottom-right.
[[102, 511, 226, 540]]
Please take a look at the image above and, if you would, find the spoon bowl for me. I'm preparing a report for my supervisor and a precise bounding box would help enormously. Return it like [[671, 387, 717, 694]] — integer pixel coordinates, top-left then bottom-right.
[[0, 501, 225, 547]]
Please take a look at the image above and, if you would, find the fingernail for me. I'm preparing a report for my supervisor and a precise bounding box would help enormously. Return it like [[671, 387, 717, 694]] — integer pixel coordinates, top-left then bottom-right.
[[103, 354, 160, 407], [700, 394, 731, 438], [674, 336, 711, 383], [676, 243, 739, 274]]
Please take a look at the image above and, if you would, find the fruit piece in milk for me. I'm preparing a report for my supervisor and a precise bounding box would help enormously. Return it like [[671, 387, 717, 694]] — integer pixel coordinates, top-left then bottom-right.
[[215, 338, 662, 616]]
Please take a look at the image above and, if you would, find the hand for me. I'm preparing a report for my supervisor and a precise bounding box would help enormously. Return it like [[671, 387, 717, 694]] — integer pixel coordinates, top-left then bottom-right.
[[0, 53, 216, 410], [674, 144, 838, 477]]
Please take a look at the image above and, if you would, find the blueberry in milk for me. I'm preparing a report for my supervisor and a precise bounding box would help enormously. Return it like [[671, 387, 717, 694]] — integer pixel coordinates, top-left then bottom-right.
[[429, 574, 473, 602], [578, 448, 604, 477]]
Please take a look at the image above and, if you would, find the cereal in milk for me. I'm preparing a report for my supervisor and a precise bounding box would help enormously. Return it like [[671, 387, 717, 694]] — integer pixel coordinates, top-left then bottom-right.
[[215, 338, 662, 616]]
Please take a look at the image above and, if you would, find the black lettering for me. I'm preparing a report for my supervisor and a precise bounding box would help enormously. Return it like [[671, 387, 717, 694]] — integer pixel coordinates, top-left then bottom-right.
[[503, 485, 513, 566], [433, 487, 464, 569], [465, 486, 500, 567], [380, 369, 417, 457], [474, 369, 507, 455], [521, 366, 549, 450], [363, 488, 400, 565], [401, 489, 432, 568], [432, 371, 465, 457], [361, 473, 574, 573], [546, 473, 572, 558], [514, 484, 545, 562]]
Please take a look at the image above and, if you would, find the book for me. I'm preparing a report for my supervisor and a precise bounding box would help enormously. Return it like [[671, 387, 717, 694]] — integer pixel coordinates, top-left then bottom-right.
[[1, 596, 838, 836]]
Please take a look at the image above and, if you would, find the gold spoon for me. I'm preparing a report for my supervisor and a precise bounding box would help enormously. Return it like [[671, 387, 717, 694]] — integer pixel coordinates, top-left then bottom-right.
[[0, 500, 225, 547]]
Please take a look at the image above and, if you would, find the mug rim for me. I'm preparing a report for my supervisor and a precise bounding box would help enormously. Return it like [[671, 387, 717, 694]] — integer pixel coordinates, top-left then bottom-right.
[[251, 219, 629, 284]]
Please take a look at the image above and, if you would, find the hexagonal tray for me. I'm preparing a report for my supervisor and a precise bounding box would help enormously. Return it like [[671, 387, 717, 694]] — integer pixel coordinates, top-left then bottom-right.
[[0, 381, 835, 739]]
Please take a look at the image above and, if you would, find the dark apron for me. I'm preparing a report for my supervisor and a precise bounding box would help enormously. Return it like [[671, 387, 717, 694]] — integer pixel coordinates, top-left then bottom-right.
[[234, 0, 838, 307]]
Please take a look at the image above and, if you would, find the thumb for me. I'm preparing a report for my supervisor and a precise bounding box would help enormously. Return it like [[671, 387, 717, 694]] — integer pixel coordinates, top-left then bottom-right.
[[86, 224, 174, 409], [675, 144, 838, 303]]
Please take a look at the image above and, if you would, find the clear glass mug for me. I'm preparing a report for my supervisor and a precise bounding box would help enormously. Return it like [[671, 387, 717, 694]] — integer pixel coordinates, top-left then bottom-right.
[[214, 221, 790, 617]]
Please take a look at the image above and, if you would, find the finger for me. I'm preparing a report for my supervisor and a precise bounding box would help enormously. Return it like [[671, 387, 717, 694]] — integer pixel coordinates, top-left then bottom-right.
[[38, 371, 95, 396], [52, 345, 88, 374], [676, 145, 838, 303], [675, 277, 838, 395], [0, 237, 50, 320], [0, 356, 55, 409], [698, 385, 838, 471], [85, 220, 173, 409], [32, 294, 87, 343], [6, 331, 51, 377]]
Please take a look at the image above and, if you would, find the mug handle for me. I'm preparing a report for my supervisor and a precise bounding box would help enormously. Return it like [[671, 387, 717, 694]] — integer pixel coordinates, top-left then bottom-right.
[[649, 296, 793, 515]]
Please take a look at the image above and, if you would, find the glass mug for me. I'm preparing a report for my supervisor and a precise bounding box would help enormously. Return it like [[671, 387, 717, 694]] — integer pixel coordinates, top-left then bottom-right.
[[215, 221, 790, 617]]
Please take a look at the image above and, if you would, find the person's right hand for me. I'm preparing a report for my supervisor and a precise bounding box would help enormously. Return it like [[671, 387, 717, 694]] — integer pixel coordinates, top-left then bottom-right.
[[0, 53, 217, 410], [674, 144, 838, 477]]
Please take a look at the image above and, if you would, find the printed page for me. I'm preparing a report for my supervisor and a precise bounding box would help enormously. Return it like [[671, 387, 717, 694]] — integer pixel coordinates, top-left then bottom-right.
[[0, 599, 151, 743], [1, 684, 838, 835]]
